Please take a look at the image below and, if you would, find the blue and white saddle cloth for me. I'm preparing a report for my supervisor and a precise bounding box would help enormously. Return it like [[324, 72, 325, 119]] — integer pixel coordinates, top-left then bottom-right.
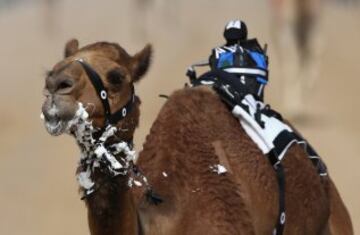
[[232, 94, 327, 176]]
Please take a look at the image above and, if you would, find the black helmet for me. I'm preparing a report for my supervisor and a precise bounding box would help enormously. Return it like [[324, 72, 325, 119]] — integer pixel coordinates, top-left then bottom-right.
[[223, 20, 248, 44]]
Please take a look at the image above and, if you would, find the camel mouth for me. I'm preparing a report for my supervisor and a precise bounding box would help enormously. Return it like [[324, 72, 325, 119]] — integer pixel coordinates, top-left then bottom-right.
[[43, 117, 68, 136], [41, 103, 91, 137]]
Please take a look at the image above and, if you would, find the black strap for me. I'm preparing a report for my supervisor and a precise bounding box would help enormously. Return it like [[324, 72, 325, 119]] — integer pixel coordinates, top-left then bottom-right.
[[268, 151, 286, 235], [187, 66, 264, 101], [77, 59, 111, 118], [274, 163, 286, 235], [194, 70, 253, 96], [108, 86, 135, 125], [76, 59, 135, 126]]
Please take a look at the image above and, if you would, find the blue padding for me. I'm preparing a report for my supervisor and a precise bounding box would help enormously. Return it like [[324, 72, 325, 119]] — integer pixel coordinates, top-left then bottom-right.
[[249, 51, 267, 69], [256, 77, 268, 84], [217, 52, 234, 69]]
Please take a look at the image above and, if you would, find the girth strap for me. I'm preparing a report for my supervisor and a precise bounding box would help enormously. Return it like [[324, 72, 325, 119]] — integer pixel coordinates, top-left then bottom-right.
[[76, 58, 135, 126], [268, 151, 286, 235]]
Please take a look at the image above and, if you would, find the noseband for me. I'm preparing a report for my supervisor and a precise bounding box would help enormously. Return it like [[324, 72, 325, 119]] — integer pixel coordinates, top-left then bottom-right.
[[76, 58, 135, 127]]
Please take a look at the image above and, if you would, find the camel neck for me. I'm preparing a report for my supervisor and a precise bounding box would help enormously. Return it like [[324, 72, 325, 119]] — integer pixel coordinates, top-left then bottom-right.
[[85, 176, 139, 235], [68, 103, 141, 234]]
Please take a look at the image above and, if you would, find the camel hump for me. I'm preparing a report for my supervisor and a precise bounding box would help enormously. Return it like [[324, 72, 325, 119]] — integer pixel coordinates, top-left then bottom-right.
[[168, 86, 217, 104], [161, 86, 231, 122], [137, 86, 261, 233]]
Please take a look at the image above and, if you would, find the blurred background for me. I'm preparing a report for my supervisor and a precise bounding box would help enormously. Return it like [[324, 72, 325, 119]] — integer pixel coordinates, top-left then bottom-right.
[[0, 0, 359, 234]]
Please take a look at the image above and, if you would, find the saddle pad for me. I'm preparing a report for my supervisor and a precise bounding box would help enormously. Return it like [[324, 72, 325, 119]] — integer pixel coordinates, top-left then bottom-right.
[[232, 95, 327, 175]]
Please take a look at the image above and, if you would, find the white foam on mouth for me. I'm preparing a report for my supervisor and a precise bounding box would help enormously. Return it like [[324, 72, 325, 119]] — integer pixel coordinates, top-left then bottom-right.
[[41, 102, 146, 195], [64, 103, 142, 196], [41, 103, 69, 136], [44, 119, 65, 136]]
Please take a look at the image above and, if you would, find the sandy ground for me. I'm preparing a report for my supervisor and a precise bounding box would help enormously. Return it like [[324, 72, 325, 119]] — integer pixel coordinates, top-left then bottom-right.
[[0, 0, 359, 234]]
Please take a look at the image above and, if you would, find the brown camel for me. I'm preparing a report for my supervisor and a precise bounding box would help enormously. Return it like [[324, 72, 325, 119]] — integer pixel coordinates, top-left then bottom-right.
[[41, 39, 352, 234]]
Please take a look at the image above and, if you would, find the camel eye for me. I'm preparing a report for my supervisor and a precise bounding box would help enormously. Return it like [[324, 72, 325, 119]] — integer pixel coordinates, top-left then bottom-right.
[[107, 68, 125, 85]]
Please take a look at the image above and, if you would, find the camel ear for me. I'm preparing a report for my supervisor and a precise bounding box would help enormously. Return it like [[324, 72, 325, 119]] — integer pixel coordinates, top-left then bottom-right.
[[131, 44, 152, 82], [64, 39, 79, 58]]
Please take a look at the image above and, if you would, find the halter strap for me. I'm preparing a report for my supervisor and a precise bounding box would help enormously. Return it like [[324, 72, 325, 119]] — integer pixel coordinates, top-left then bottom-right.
[[76, 58, 135, 126]]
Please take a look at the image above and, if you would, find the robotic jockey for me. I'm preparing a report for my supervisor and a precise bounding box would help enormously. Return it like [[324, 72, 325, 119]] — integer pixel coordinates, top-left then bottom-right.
[[186, 19, 269, 101], [208, 19, 269, 101]]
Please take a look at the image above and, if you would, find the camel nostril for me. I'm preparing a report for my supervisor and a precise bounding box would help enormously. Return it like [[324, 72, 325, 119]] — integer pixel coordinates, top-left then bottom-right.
[[55, 79, 74, 94], [59, 80, 73, 90]]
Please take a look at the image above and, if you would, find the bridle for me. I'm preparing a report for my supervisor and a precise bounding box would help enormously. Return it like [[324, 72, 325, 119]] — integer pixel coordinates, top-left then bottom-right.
[[76, 58, 135, 128], [75, 58, 163, 206]]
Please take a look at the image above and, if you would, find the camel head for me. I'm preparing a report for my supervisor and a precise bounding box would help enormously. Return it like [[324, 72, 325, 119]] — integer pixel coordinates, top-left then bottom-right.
[[41, 39, 152, 139]]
